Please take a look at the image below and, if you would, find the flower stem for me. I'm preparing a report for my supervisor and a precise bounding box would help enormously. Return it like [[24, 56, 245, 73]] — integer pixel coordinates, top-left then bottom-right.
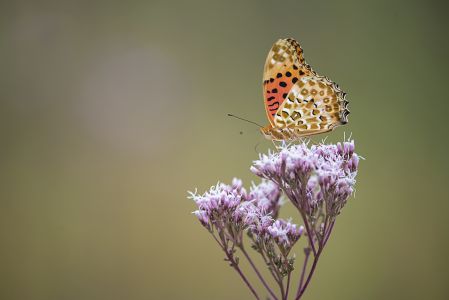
[[295, 220, 335, 299], [284, 271, 292, 300], [264, 245, 285, 299], [228, 253, 261, 300], [296, 248, 310, 298], [211, 233, 260, 300], [323, 220, 335, 247], [299, 211, 317, 256], [257, 242, 279, 283], [270, 257, 285, 298], [295, 249, 322, 300], [240, 246, 279, 300]]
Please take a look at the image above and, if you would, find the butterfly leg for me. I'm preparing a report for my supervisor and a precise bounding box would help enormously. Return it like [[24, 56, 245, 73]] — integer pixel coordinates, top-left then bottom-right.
[[307, 136, 318, 145], [271, 140, 286, 151]]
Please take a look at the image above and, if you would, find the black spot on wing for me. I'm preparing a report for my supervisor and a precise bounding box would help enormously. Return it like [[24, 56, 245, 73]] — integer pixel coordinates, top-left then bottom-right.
[[268, 101, 280, 111]]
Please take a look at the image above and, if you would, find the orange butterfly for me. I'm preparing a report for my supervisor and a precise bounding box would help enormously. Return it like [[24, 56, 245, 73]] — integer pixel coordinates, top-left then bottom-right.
[[261, 38, 349, 141]]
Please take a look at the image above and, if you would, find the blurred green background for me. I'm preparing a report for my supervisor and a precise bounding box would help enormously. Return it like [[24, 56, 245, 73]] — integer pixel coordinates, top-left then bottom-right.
[[1, 0, 448, 299]]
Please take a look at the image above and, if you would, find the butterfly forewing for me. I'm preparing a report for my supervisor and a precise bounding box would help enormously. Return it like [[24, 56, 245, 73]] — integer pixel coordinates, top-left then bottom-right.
[[262, 39, 313, 125]]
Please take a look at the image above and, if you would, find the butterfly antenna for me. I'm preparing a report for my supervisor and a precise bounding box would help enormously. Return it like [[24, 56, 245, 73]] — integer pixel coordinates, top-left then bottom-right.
[[227, 114, 263, 128]]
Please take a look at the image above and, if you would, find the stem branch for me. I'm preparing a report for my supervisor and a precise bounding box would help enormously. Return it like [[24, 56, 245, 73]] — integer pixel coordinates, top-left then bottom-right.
[[212, 232, 260, 300], [296, 248, 310, 298], [240, 246, 279, 300], [284, 271, 292, 300], [299, 211, 317, 256], [295, 249, 322, 300]]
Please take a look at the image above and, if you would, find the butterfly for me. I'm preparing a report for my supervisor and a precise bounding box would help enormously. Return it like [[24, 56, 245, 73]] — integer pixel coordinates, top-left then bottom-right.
[[260, 38, 349, 141]]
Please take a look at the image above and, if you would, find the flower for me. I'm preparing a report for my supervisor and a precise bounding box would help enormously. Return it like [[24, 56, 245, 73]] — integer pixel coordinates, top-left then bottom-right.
[[249, 180, 282, 218], [251, 140, 359, 217], [268, 219, 304, 251], [248, 213, 274, 241], [189, 178, 249, 232], [189, 139, 361, 300], [189, 178, 301, 253], [193, 210, 210, 230]]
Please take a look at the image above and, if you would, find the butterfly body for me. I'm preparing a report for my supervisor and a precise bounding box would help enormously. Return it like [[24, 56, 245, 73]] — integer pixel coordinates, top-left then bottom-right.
[[261, 38, 349, 141]]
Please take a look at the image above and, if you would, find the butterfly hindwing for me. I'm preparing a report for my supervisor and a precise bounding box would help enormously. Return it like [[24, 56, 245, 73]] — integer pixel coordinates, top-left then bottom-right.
[[273, 77, 349, 135]]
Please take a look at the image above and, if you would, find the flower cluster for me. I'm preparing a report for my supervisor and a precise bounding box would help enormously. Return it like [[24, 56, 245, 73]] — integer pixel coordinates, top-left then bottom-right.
[[251, 140, 359, 218], [246, 212, 303, 276], [191, 177, 304, 287], [190, 178, 251, 239], [189, 139, 361, 300], [268, 219, 303, 250], [190, 178, 299, 248]]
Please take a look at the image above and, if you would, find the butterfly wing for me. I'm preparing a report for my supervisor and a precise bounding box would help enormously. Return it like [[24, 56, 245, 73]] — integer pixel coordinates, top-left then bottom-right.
[[263, 38, 314, 126], [273, 75, 349, 135]]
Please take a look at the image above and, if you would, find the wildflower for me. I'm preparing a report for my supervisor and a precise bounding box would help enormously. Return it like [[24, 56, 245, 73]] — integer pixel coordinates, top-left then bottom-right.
[[189, 178, 252, 242], [189, 139, 361, 300], [251, 141, 359, 218], [268, 219, 304, 251], [249, 180, 282, 218]]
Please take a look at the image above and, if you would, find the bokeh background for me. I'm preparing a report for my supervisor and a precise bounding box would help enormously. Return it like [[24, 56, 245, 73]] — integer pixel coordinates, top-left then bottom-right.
[[1, 0, 448, 299]]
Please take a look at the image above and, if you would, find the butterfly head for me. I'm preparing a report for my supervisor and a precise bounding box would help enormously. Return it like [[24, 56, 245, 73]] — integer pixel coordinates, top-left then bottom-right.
[[260, 126, 274, 140]]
